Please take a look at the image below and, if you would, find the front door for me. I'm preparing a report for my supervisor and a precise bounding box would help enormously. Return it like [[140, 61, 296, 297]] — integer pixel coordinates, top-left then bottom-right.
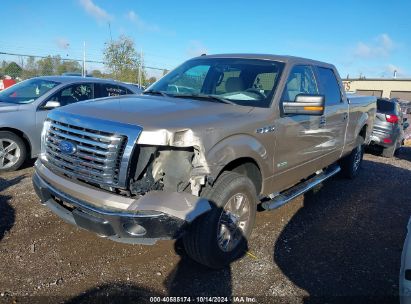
[[272, 65, 328, 192]]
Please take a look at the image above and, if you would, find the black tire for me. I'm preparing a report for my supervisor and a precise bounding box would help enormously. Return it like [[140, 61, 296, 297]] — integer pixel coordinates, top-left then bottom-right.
[[382, 143, 396, 158], [0, 131, 27, 172], [182, 171, 257, 269], [394, 141, 402, 156], [340, 143, 364, 179]]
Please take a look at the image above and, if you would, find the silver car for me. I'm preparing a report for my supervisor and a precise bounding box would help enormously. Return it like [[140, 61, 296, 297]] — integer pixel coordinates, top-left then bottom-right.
[[369, 98, 409, 158], [0, 76, 141, 172]]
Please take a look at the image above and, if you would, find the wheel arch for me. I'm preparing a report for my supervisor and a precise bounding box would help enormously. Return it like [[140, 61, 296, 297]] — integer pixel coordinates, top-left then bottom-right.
[[217, 157, 263, 195], [205, 134, 270, 195]]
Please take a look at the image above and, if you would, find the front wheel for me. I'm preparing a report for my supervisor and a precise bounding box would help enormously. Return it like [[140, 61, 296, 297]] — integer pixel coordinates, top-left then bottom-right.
[[182, 172, 257, 269], [340, 143, 364, 179], [0, 131, 27, 172]]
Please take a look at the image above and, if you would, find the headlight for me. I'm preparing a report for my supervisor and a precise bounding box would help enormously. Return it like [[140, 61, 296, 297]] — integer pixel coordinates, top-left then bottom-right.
[[137, 129, 170, 145], [40, 119, 51, 159]]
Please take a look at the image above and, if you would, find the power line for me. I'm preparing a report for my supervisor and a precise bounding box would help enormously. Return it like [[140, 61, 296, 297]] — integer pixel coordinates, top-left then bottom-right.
[[0, 51, 167, 71]]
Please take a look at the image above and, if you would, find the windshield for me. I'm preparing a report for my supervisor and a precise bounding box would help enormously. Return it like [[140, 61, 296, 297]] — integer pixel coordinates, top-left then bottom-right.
[[0, 78, 60, 104], [147, 58, 285, 108]]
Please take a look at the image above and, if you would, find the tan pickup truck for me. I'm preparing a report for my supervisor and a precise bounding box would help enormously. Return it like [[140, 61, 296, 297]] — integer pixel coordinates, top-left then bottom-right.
[[32, 54, 376, 268]]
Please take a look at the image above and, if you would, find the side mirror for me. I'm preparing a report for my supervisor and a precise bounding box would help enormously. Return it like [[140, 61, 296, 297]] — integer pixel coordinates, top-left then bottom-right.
[[403, 117, 408, 122], [283, 94, 325, 115], [404, 122, 409, 130], [43, 100, 61, 110]]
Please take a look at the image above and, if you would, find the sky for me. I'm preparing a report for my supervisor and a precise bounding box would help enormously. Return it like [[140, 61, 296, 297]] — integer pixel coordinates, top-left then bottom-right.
[[0, 0, 410, 79]]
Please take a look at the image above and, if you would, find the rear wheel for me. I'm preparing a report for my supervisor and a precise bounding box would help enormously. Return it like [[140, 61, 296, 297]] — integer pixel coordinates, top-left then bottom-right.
[[340, 143, 364, 179], [183, 172, 257, 269], [0, 131, 27, 172]]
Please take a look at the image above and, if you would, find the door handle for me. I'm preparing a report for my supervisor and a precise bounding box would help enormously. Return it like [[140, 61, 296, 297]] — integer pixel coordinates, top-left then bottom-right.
[[319, 116, 326, 127]]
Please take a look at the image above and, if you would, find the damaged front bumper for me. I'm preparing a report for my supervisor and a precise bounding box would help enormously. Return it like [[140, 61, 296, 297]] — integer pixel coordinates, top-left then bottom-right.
[[32, 161, 211, 245]]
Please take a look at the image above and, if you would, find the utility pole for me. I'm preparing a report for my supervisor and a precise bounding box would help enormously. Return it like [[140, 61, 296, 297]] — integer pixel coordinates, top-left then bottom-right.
[[83, 41, 86, 77], [108, 22, 113, 43], [139, 48, 143, 89]]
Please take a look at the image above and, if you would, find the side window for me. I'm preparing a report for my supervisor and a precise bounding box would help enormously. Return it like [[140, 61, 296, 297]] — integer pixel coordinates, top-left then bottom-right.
[[282, 65, 318, 102], [316, 67, 342, 105], [167, 65, 210, 94], [98, 83, 130, 98], [49, 83, 94, 107]]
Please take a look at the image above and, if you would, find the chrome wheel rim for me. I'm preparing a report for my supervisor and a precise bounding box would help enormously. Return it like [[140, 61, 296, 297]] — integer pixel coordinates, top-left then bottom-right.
[[217, 193, 251, 252], [0, 139, 21, 169], [353, 145, 362, 172]]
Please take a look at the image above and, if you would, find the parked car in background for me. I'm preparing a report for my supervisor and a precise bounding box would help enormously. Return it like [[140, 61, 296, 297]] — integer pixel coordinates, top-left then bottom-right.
[[0, 76, 141, 172], [368, 98, 409, 157], [395, 98, 411, 115]]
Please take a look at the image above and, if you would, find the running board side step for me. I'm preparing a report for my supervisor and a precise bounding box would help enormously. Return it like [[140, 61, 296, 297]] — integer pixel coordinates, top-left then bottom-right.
[[262, 165, 341, 210]]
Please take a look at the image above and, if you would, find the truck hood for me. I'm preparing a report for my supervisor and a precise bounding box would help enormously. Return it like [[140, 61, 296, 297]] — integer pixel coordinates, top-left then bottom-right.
[[0, 102, 20, 113], [55, 95, 253, 131]]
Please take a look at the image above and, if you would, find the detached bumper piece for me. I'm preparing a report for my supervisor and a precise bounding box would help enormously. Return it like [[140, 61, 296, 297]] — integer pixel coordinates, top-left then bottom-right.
[[32, 172, 186, 245]]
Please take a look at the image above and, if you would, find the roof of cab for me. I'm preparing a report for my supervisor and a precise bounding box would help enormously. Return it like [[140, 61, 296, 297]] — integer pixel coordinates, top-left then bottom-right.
[[194, 53, 335, 68]]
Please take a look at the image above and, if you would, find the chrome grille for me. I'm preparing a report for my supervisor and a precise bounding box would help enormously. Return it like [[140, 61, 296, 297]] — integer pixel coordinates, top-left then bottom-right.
[[44, 120, 127, 187]]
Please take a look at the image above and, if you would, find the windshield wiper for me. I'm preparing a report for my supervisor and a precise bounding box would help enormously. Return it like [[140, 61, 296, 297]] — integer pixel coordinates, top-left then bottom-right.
[[173, 94, 236, 105], [143, 90, 172, 97]]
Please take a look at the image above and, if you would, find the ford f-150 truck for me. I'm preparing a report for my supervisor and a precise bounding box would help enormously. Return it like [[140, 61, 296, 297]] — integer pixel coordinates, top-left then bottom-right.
[[32, 54, 376, 268]]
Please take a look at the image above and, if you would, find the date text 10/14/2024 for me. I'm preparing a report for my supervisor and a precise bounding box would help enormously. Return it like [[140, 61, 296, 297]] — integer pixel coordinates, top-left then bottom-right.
[[149, 296, 257, 303]]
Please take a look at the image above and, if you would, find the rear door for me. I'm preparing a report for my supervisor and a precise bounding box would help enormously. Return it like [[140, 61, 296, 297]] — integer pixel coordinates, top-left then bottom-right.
[[314, 66, 349, 166]]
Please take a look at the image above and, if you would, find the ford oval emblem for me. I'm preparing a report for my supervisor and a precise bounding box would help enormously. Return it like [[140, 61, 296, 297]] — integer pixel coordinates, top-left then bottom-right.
[[58, 140, 77, 155]]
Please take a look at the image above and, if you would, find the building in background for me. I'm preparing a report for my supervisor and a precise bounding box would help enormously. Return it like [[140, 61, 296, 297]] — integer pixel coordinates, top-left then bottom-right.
[[343, 78, 411, 100]]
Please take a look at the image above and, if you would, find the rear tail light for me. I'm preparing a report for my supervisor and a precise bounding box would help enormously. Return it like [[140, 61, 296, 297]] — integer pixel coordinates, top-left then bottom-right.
[[383, 138, 392, 144], [385, 114, 399, 124]]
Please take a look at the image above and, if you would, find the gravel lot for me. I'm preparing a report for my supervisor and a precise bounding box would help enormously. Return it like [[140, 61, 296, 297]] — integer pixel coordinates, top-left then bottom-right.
[[1, 148, 411, 303]]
